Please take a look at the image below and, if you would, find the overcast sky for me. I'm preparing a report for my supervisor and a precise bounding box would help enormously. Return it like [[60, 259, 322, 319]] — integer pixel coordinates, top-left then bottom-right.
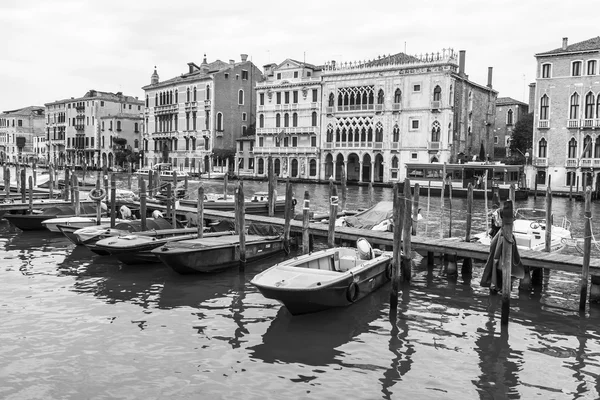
[[0, 0, 597, 112]]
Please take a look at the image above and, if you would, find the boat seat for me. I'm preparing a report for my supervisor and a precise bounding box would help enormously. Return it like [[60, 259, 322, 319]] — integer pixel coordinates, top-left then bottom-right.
[[338, 255, 356, 272]]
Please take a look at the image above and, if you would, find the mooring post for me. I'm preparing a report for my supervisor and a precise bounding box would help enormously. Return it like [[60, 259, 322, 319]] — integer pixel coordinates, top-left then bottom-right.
[[462, 183, 473, 275], [448, 178, 453, 238], [368, 181, 374, 208], [235, 181, 246, 268], [402, 178, 412, 281], [484, 170, 489, 235], [341, 166, 347, 211], [148, 170, 153, 198], [426, 181, 433, 264], [509, 184, 516, 204], [534, 176, 538, 201], [20, 168, 26, 204], [197, 184, 204, 238], [166, 183, 172, 222], [70, 169, 76, 206], [390, 183, 404, 309], [184, 175, 189, 193], [501, 200, 514, 325], [545, 176, 553, 253], [173, 170, 178, 203], [412, 183, 420, 236], [127, 164, 132, 191], [28, 176, 33, 214], [328, 182, 338, 248], [15, 164, 19, 193], [569, 177, 573, 201], [580, 187, 592, 311], [283, 179, 293, 250], [140, 178, 147, 230], [32, 162, 37, 187], [64, 167, 70, 202], [110, 174, 116, 228], [93, 177, 101, 224], [4, 167, 9, 199], [267, 156, 274, 216], [440, 163, 446, 239], [171, 181, 177, 229], [302, 191, 311, 254], [73, 175, 80, 217], [103, 166, 109, 205], [48, 165, 54, 199]]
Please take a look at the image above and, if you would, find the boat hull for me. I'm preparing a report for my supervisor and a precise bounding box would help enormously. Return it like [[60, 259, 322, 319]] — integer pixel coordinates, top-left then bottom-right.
[[155, 237, 285, 274], [5, 213, 98, 231], [180, 199, 288, 214]]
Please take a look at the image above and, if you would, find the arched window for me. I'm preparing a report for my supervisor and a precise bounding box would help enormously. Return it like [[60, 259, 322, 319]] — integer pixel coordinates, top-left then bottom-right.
[[329, 93, 335, 107], [193, 87, 197, 101], [433, 85, 442, 102], [206, 85, 210, 100], [155, 94, 158, 106], [326, 124, 333, 142], [145, 95, 149, 107], [186, 88, 190, 102], [468, 91, 473, 111], [570, 93, 580, 119], [175, 90, 178, 103], [259, 114, 264, 128], [216, 112, 223, 131], [134, 122, 139, 132], [309, 159, 317, 176], [539, 138, 547, 158], [394, 89, 402, 104], [540, 95, 549, 120], [392, 156, 398, 168], [375, 122, 383, 142], [116, 121, 121, 131], [134, 139, 139, 149], [275, 113, 281, 128], [583, 135, 593, 158], [284, 113, 289, 127], [258, 158, 264, 174], [595, 137, 600, 158], [431, 121, 441, 142], [377, 89, 384, 104], [449, 85, 453, 106], [507, 109, 513, 125], [311, 112, 317, 127], [238, 90, 244, 105], [292, 113, 298, 127], [585, 92, 595, 119], [144, 139, 148, 151], [367, 126, 373, 142], [568, 138, 577, 158], [393, 124, 400, 142]]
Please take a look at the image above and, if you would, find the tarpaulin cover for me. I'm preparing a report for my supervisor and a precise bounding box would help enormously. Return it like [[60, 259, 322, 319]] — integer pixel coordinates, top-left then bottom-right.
[[343, 201, 394, 230]]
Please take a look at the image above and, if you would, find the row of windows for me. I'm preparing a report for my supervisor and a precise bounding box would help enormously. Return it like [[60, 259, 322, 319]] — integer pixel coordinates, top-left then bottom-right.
[[148, 86, 213, 107], [539, 92, 600, 120], [259, 89, 319, 106], [257, 136, 317, 148], [541, 60, 598, 78], [0, 119, 22, 127], [536, 136, 600, 159], [327, 85, 447, 108], [258, 112, 318, 128]]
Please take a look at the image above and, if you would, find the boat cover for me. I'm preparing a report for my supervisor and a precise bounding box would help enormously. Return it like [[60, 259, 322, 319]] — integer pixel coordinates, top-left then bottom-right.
[[342, 201, 394, 230], [113, 217, 175, 232]]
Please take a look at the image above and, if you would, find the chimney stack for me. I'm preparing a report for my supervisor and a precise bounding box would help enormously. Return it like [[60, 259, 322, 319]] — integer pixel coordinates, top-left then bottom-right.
[[487, 67, 493, 89], [240, 54, 248, 62], [528, 83, 536, 111], [562, 37, 568, 50], [229, 59, 235, 65], [459, 50, 466, 76]]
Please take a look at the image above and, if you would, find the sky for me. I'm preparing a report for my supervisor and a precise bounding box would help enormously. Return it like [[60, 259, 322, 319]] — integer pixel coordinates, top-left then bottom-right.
[[0, 0, 598, 112]]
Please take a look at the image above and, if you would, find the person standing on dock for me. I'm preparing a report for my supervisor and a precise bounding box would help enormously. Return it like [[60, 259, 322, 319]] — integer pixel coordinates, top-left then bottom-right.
[[489, 204, 502, 238]]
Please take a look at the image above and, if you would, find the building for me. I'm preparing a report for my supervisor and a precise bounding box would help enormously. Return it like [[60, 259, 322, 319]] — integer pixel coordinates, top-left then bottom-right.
[[141, 54, 263, 174], [493, 97, 529, 159], [235, 136, 255, 176], [0, 106, 45, 164], [532, 36, 600, 193], [253, 59, 322, 179], [99, 114, 143, 169], [45, 90, 143, 168], [33, 136, 47, 164], [319, 49, 497, 183]]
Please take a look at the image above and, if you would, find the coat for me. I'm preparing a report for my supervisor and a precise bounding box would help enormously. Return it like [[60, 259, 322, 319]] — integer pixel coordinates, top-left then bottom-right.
[[480, 229, 525, 290]]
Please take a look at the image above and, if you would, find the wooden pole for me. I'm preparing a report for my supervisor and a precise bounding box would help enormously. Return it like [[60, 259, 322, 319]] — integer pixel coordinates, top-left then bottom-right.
[[484, 170, 489, 236], [235, 181, 246, 267], [509, 184, 515, 204], [127, 163, 132, 190], [302, 191, 310, 254], [139, 178, 147, 230], [15, 164, 19, 193], [267, 156, 274, 216], [580, 187, 592, 312], [402, 178, 412, 281], [148, 170, 153, 198], [390, 182, 404, 309], [545, 175, 552, 253], [64, 167, 70, 202], [48, 165, 53, 199], [4, 167, 9, 199], [328, 183, 338, 248], [28, 176, 33, 214], [110, 174, 116, 228], [73, 174, 80, 217], [32, 162, 37, 187], [412, 183, 420, 236], [223, 171, 229, 201], [569, 173, 573, 201], [184, 175, 189, 193], [20, 168, 26, 203], [341, 166, 347, 211], [448, 178, 453, 238], [94, 177, 101, 224], [166, 183, 172, 221], [500, 200, 514, 325], [534, 175, 538, 200], [103, 166, 108, 205], [439, 163, 446, 239], [197, 184, 204, 238], [462, 183, 474, 275], [368, 181, 374, 208], [284, 179, 292, 250]]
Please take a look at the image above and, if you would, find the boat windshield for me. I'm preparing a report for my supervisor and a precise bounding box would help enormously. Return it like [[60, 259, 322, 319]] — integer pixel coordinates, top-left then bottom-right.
[[515, 208, 546, 220]]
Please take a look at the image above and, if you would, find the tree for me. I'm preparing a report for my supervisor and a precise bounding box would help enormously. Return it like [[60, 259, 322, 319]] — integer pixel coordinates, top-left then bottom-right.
[[509, 112, 533, 163]]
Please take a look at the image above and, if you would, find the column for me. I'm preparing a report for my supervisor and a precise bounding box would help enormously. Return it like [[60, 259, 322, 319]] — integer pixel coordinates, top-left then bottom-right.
[[359, 161, 364, 183], [370, 160, 375, 183]]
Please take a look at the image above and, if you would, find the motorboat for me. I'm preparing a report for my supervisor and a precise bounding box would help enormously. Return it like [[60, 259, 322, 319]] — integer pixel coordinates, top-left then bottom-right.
[[94, 229, 233, 265], [152, 234, 286, 274], [250, 238, 393, 315], [179, 191, 291, 214], [136, 163, 189, 181], [42, 216, 126, 233], [473, 208, 572, 252], [335, 201, 394, 230], [4, 204, 102, 231]]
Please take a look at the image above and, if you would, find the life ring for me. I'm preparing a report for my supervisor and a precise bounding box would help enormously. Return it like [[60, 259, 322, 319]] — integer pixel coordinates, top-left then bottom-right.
[[346, 281, 359, 303], [89, 188, 106, 201], [292, 198, 297, 207], [385, 263, 393, 280]]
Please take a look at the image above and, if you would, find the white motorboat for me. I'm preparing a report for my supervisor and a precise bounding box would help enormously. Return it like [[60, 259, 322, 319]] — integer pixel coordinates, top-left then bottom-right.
[[42, 216, 126, 233]]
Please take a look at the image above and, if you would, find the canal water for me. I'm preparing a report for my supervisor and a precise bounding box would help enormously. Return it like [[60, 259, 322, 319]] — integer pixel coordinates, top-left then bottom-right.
[[2, 178, 600, 399]]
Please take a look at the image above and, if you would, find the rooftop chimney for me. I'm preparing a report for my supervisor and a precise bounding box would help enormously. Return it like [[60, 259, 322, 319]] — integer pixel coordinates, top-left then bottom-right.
[[240, 54, 248, 62], [459, 50, 466, 77], [562, 37, 568, 50], [487, 67, 493, 89], [229, 59, 235, 65]]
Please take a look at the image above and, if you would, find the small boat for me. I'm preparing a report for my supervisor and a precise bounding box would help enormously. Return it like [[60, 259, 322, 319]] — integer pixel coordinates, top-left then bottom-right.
[[179, 191, 291, 214], [250, 238, 393, 315], [137, 163, 189, 181], [473, 207, 572, 252], [42, 216, 127, 233], [67, 217, 177, 254], [152, 234, 286, 274], [4, 204, 101, 231], [94, 229, 232, 265]]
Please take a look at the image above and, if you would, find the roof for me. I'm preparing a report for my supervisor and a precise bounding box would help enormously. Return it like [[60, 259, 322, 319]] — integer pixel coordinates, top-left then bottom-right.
[[99, 113, 143, 120], [363, 52, 420, 67], [496, 97, 528, 107], [2, 106, 45, 116], [275, 58, 320, 71], [45, 90, 142, 106], [536, 36, 600, 56]]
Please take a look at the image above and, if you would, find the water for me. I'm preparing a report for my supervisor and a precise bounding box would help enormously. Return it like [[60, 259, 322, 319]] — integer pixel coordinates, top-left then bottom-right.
[[2, 179, 600, 399]]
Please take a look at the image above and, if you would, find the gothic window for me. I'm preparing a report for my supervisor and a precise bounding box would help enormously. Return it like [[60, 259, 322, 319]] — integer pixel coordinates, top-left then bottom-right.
[[155, 94, 158, 106], [328, 93, 335, 107], [206, 85, 210, 100], [431, 121, 441, 142], [570, 93, 580, 119], [567, 138, 577, 158], [341, 128, 347, 142], [377, 89, 384, 104], [284, 113, 289, 127], [539, 138, 547, 158], [238, 90, 244, 105], [216, 112, 223, 131], [193, 87, 197, 101], [336, 128, 340, 142], [259, 114, 264, 128], [393, 124, 399, 142], [595, 137, 600, 158], [585, 92, 595, 119], [186, 88, 190, 102], [507, 109, 513, 125], [326, 124, 333, 142], [583, 135, 593, 158], [312, 112, 318, 127], [433, 85, 442, 101], [540, 95, 549, 120], [392, 156, 398, 168], [368, 126, 373, 142], [145, 95, 149, 107], [394, 89, 402, 104], [175, 89, 178, 103], [375, 122, 383, 142], [292, 113, 298, 127], [275, 113, 281, 128]]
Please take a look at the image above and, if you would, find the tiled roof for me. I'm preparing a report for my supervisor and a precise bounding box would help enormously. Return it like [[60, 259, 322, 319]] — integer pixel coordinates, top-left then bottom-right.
[[146, 60, 238, 88], [363, 52, 419, 67], [537, 37, 600, 56], [2, 106, 45, 116], [496, 97, 527, 106]]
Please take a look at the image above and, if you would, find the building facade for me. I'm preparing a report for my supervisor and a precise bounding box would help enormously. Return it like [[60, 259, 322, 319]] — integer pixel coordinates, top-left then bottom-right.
[[99, 114, 143, 169], [253, 59, 322, 179], [493, 97, 529, 159], [532, 36, 600, 192], [0, 106, 45, 164], [235, 136, 255, 176], [142, 55, 262, 173], [45, 90, 143, 168], [319, 49, 497, 183]]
